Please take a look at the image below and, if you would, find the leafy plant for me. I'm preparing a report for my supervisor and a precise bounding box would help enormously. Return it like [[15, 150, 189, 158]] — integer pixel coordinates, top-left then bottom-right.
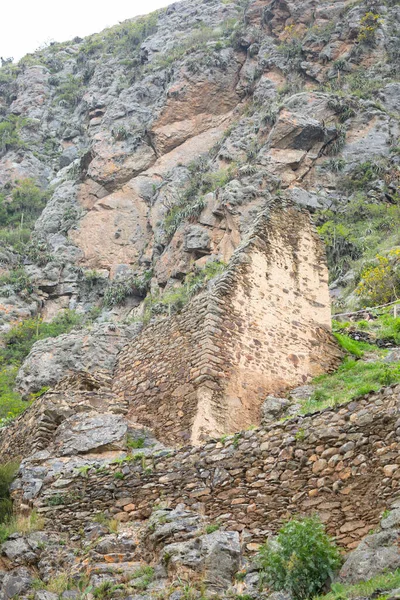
[[0, 267, 34, 297], [258, 517, 341, 600], [103, 271, 152, 308], [205, 523, 220, 534], [356, 249, 400, 304], [357, 12, 383, 45], [142, 261, 226, 320], [127, 436, 145, 449], [0, 178, 50, 228], [0, 310, 83, 367], [333, 332, 375, 358], [0, 461, 19, 523]]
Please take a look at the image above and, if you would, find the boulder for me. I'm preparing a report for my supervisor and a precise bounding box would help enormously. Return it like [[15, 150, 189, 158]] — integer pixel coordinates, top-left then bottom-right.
[[0, 567, 33, 599], [261, 396, 290, 424], [161, 530, 241, 591], [339, 508, 400, 583], [184, 226, 211, 253], [268, 109, 334, 152], [53, 412, 128, 456], [16, 323, 138, 397]]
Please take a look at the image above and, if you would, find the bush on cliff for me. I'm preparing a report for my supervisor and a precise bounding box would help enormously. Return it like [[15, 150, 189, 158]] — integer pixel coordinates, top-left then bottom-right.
[[259, 517, 341, 600], [0, 461, 19, 523]]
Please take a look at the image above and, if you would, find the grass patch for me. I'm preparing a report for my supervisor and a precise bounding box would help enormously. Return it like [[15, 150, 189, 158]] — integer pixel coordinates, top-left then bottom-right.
[[333, 332, 376, 357], [127, 436, 145, 449], [301, 358, 400, 414], [315, 569, 400, 600], [0, 310, 84, 425], [0, 510, 44, 543], [333, 310, 400, 346]]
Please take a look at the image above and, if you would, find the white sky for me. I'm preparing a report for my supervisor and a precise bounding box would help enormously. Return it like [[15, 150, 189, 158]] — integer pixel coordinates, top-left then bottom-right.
[[1, 0, 173, 62]]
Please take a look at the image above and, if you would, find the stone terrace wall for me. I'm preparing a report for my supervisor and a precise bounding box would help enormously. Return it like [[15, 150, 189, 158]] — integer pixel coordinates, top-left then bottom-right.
[[0, 372, 125, 462], [114, 204, 341, 445], [28, 385, 400, 551]]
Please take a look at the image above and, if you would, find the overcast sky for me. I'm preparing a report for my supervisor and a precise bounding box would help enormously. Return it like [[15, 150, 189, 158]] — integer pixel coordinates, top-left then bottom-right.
[[1, 0, 173, 62]]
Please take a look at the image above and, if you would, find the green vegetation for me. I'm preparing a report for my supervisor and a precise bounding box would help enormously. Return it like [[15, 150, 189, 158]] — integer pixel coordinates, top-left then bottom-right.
[[103, 270, 152, 308], [0, 178, 51, 265], [0, 267, 34, 297], [316, 181, 400, 285], [0, 310, 83, 366], [333, 332, 376, 358], [130, 565, 154, 591], [0, 461, 19, 523], [0, 311, 84, 426], [204, 523, 220, 534], [0, 178, 49, 229], [314, 569, 400, 600], [356, 249, 400, 305], [0, 115, 28, 154], [79, 12, 159, 59], [163, 160, 238, 238], [0, 510, 44, 544], [258, 517, 341, 600], [357, 12, 383, 45], [333, 310, 400, 346], [55, 74, 84, 106], [127, 436, 145, 449], [142, 260, 226, 320], [302, 358, 400, 414], [93, 512, 119, 533]]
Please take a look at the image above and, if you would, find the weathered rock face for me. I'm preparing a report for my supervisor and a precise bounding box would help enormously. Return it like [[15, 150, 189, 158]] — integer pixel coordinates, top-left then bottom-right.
[[15, 322, 140, 397], [0, 0, 399, 595]]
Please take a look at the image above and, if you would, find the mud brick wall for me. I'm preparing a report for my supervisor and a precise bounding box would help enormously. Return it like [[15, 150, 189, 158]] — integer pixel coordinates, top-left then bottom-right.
[[114, 205, 341, 445], [31, 385, 400, 551]]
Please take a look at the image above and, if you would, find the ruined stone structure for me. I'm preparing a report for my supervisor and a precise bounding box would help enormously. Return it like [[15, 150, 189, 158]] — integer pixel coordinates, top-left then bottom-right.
[[114, 204, 341, 445], [0, 372, 127, 462], [20, 385, 400, 551]]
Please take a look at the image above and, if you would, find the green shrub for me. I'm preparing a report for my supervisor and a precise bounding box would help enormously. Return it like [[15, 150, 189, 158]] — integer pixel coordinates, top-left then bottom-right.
[[143, 260, 226, 320], [0, 510, 44, 543], [0, 461, 19, 523], [0, 115, 26, 154], [0, 367, 27, 422], [356, 249, 400, 305], [163, 161, 238, 238], [315, 568, 400, 600], [0, 267, 34, 297], [0, 310, 83, 367], [103, 271, 152, 308], [55, 74, 83, 106], [258, 517, 341, 600], [0, 179, 49, 228], [127, 436, 145, 449]]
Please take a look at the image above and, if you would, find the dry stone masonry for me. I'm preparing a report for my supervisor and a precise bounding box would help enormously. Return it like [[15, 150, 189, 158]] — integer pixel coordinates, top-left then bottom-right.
[[15, 385, 400, 552], [114, 204, 341, 445]]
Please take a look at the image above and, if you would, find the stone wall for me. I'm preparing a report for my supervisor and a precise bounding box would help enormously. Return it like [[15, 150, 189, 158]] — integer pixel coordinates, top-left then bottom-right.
[[114, 204, 341, 445], [26, 385, 400, 551], [0, 372, 125, 462]]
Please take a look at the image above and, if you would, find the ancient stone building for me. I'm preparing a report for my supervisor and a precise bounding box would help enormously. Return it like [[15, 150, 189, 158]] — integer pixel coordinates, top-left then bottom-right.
[[114, 204, 341, 445]]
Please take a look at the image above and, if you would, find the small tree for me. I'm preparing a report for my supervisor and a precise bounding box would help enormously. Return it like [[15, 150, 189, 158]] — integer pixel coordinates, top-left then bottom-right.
[[258, 517, 341, 600]]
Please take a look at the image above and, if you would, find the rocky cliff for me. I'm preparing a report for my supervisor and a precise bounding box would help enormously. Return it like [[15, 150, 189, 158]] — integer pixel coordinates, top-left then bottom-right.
[[0, 0, 400, 597]]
